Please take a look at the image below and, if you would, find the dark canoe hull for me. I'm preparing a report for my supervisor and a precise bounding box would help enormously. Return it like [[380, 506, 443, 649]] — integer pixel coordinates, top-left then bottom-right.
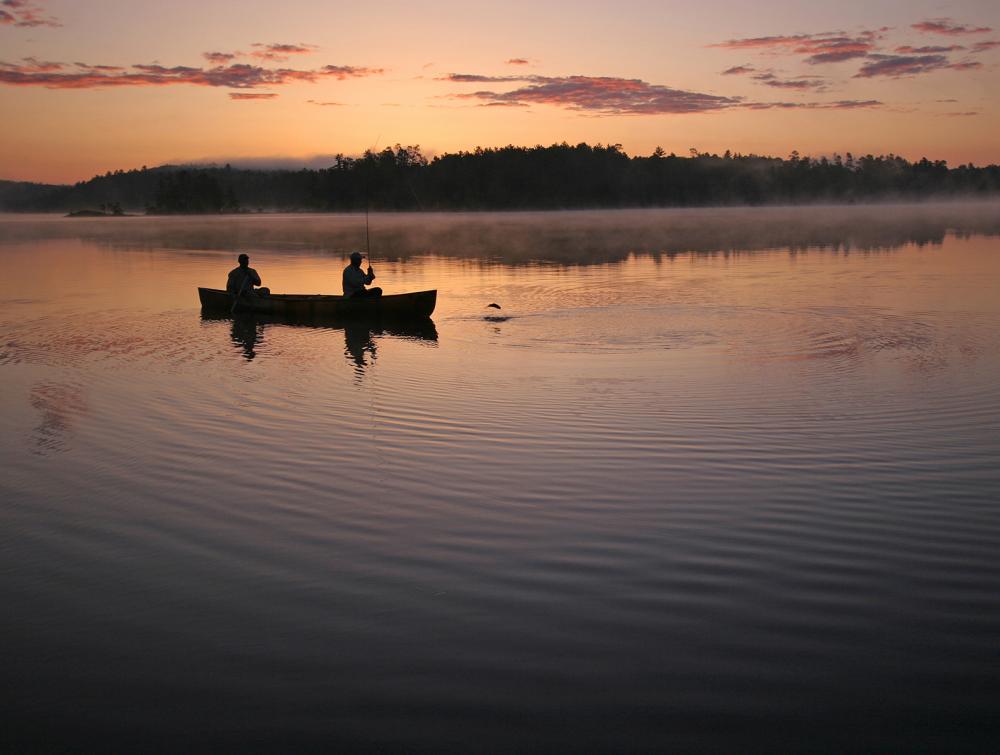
[[198, 287, 436, 320]]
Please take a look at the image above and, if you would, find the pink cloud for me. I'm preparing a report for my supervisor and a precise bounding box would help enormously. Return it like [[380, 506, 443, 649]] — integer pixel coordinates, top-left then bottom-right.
[[711, 30, 882, 64], [895, 44, 965, 53], [853, 53, 978, 78], [743, 99, 882, 110], [947, 61, 982, 71], [797, 34, 881, 64], [0, 0, 59, 27], [710, 34, 811, 49], [970, 40, 1000, 52], [506, 58, 530, 65], [912, 18, 992, 35], [752, 72, 827, 90], [204, 51, 238, 64], [12, 56, 62, 72], [250, 42, 318, 62], [450, 74, 741, 114], [229, 92, 278, 100], [721, 65, 755, 75], [0, 59, 383, 90]]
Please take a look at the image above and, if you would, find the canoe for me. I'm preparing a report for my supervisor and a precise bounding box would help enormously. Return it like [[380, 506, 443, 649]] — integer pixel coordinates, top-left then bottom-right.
[[198, 287, 436, 320]]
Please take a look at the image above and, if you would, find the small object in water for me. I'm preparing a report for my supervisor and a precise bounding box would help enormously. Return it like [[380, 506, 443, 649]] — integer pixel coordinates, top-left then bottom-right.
[[487, 303, 501, 309]]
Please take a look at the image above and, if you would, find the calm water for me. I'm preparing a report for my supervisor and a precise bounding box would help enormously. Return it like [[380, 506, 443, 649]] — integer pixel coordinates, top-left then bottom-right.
[[2, 206, 1000, 752]]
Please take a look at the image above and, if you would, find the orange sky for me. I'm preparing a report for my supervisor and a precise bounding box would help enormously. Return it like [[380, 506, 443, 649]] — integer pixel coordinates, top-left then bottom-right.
[[1, 0, 998, 183]]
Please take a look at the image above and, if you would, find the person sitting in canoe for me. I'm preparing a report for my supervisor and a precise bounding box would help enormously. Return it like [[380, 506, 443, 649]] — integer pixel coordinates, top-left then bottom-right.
[[227, 254, 266, 299], [343, 251, 382, 299]]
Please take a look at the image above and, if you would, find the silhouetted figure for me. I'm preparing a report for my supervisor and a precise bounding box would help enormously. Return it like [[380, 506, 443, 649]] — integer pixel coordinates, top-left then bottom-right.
[[343, 251, 382, 299], [227, 253, 266, 298]]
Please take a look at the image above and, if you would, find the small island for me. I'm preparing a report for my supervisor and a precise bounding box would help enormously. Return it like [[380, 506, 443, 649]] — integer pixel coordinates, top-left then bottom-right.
[[66, 202, 126, 218]]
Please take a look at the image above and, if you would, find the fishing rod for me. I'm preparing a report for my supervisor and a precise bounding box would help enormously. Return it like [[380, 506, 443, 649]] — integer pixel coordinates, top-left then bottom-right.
[[363, 134, 380, 269]]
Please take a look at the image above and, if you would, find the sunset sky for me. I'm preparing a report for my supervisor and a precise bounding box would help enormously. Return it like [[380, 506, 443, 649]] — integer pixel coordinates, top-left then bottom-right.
[[2, 0, 998, 183]]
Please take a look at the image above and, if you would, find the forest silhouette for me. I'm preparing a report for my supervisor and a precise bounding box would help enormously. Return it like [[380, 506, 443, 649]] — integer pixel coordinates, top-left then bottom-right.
[[2, 143, 998, 213]]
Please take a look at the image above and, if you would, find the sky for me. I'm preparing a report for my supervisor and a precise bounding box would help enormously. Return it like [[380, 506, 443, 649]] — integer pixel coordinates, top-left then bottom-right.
[[1, 0, 998, 183]]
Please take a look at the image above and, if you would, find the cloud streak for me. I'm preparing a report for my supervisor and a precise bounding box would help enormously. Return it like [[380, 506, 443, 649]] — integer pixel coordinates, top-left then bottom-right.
[[912, 18, 992, 36], [229, 92, 278, 100], [250, 42, 319, 62], [895, 44, 965, 54], [0, 59, 383, 90], [854, 54, 978, 78], [0, 0, 59, 28], [743, 99, 882, 110], [449, 74, 741, 114], [710, 30, 883, 64], [752, 72, 827, 90]]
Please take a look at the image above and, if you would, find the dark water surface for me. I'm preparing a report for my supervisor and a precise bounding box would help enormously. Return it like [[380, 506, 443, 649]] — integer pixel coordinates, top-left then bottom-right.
[[2, 206, 1000, 752]]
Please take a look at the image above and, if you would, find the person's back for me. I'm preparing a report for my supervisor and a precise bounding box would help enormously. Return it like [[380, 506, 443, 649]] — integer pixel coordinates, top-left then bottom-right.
[[227, 253, 261, 295]]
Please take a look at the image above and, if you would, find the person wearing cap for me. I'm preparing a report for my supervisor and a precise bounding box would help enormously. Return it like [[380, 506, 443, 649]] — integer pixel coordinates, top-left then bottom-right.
[[226, 253, 263, 298], [343, 251, 382, 298]]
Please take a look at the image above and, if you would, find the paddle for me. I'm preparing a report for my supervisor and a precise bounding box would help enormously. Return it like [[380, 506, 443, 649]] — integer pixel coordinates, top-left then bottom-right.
[[231, 269, 252, 314]]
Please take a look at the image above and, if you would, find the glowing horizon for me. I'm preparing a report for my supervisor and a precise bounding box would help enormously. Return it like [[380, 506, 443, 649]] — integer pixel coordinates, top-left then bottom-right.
[[2, 0, 998, 183]]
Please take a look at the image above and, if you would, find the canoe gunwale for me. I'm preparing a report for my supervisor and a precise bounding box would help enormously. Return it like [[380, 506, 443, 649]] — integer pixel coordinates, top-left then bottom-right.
[[197, 287, 436, 320]]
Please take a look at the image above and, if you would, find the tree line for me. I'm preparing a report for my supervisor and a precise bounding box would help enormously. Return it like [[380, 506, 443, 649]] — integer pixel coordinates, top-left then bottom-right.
[[3, 143, 999, 213]]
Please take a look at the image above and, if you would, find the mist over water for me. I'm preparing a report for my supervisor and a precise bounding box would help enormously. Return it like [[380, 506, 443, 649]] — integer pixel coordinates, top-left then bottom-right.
[[2, 204, 1000, 752]]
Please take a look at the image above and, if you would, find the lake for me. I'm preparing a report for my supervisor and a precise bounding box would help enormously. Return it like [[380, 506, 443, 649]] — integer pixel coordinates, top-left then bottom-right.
[[2, 205, 1000, 752]]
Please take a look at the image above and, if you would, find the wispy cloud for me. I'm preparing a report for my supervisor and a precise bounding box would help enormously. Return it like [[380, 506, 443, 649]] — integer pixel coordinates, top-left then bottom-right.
[[853, 53, 975, 78], [743, 99, 882, 110], [14, 55, 62, 72], [0, 59, 383, 90], [944, 110, 978, 116], [306, 99, 346, 106], [947, 61, 982, 71], [250, 42, 319, 62], [721, 65, 756, 75], [0, 0, 59, 28], [970, 40, 1000, 52], [449, 73, 741, 114], [439, 73, 527, 83], [204, 51, 238, 64], [895, 44, 965, 53], [752, 72, 827, 90], [710, 30, 883, 64], [912, 18, 992, 35], [229, 92, 278, 100], [506, 58, 530, 65]]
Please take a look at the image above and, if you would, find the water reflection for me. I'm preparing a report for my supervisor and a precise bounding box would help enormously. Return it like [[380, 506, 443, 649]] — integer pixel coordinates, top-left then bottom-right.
[[3, 203, 999, 264], [230, 314, 265, 360], [344, 321, 376, 373], [29, 381, 86, 454], [201, 312, 438, 370]]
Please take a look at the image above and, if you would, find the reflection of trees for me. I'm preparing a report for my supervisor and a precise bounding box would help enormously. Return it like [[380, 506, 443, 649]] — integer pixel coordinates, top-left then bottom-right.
[[23, 201, 1000, 267]]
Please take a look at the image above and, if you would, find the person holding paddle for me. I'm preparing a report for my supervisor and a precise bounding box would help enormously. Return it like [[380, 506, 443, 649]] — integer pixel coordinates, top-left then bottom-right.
[[227, 253, 264, 299], [342, 251, 382, 299]]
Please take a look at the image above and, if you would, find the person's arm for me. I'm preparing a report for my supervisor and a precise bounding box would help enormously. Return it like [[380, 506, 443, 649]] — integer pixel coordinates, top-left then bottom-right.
[[365, 266, 376, 284], [250, 269, 261, 287]]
